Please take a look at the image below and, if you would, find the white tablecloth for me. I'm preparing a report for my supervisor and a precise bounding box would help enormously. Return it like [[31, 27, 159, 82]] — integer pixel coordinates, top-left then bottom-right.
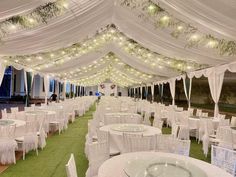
[[98, 152, 232, 177], [104, 113, 142, 124], [0, 119, 26, 137], [100, 124, 161, 152], [189, 116, 220, 130], [25, 110, 56, 122]]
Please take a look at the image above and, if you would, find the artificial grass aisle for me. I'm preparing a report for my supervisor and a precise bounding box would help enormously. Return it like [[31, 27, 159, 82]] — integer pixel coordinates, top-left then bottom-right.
[[1, 104, 96, 177]]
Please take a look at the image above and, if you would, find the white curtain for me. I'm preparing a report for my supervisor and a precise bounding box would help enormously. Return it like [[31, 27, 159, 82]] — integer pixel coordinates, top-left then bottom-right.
[[0, 61, 6, 86], [151, 84, 154, 99], [140, 86, 143, 99], [207, 70, 225, 117], [24, 70, 28, 94], [169, 78, 176, 105], [183, 76, 192, 108], [44, 75, 50, 104], [63, 81, 66, 99]]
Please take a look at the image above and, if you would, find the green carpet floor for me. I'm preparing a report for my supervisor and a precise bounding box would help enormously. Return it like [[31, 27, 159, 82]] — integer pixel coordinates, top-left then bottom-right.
[[1, 105, 210, 177]]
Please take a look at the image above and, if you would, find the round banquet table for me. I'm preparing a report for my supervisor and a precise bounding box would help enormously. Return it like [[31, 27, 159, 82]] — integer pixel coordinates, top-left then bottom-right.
[[100, 124, 161, 153], [25, 110, 56, 121], [189, 116, 220, 130], [104, 113, 142, 124], [98, 152, 232, 177], [0, 119, 26, 137]]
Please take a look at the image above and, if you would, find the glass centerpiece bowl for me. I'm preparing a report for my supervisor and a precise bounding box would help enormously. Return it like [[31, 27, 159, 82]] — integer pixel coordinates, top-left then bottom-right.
[[111, 124, 146, 132], [124, 156, 207, 177]]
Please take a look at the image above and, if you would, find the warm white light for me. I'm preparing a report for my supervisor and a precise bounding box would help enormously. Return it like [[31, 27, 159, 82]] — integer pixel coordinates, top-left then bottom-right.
[[206, 40, 218, 48], [28, 18, 35, 24], [190, 34, 199, 41], [10, 24, 16, 30], [161, 15, 170, 22], [148, 4, 156, 11], [62, 2, 69, 8], [177, 25, 183, 30]]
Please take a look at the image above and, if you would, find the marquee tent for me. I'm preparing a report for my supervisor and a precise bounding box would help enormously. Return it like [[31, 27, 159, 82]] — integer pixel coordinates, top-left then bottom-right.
[[0, 0, 236, 116]]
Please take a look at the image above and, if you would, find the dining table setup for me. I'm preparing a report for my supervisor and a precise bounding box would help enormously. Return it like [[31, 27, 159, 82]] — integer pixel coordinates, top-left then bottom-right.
[[83, 96, 235, 177], [0, 96, 96, 165], [97, 151, 232, 177]]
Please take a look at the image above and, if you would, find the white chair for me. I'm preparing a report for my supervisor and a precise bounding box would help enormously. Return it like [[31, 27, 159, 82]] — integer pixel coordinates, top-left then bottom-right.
[[143, 112, 151, 126], [219, 119, 230, 126], [36, 115, 47, 150], [0, 125, 17, 164], [156, 134, 175, 153], [123, 133, 155, 153], [15, 121, 39, 160], [171, 123, 179, 138], [1, 109, 8, 119], [153, 119, 163, 130], [187, 108, 194, 116], [49, 110, 65, 134], [196, 109, 202, 117], [218, 114, 226, 119], [24, 107, 34, 112], [86, 141, 109, 177], [16, 111, 26, 121], [11, 107, 19, 114], [174, 139, 191, 156], [65, 154, 78, 177], [211, 145, 236, 176], [231, 116, 236, 127], [210, 127, 234, 149], [177, 125, 190, 140], [96, 130, 120, 156], [202, 112, 208, 117]]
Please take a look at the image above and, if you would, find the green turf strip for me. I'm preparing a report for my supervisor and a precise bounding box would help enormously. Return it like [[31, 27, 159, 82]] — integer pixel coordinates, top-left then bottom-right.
[[1, 105, 210, 177]]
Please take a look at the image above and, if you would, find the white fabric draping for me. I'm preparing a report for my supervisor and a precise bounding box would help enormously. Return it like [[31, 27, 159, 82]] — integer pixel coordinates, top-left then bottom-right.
[[43, 75, 50, 104], [63, 81, 66, 99], [0, 61, 6, 86], [24, 70, 28, 94], [169, 78, 176, 105], [151, 84, 154, 99], [207, 70, 225, 117], [140, 86, 143, 99], [183, 76, 192, 108], [157, 0, 236, 41], [0, 0, 52, 21]]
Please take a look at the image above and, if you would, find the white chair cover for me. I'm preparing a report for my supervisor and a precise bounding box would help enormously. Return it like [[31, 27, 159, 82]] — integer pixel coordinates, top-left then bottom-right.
[[65, 154, 78, 177]]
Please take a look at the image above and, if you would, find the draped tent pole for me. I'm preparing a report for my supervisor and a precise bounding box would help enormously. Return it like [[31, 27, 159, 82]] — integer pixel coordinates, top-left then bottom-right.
[[151, 83, 154, 102], [44, 75, 50, 104], [0, 61, 6, 86], [24, 70, 33, 107], [168, 78, 176, 105], [63, 81, 66, 100], [207, 70, 225, 117], [183, 75, 192, 108], [140, 85, 143, 100]]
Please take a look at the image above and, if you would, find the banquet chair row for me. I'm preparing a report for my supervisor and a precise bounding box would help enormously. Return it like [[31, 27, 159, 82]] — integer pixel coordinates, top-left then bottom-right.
[[211, 145, 236, 176], [0, 125, 17, 164], [123, 133, 190, 156]]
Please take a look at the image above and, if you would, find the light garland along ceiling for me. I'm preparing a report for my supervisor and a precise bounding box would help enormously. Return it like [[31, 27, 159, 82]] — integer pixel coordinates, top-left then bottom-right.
[[2, 25, 207, 77], [0, 0, 235, 87], [120, 0, 236, 56], [0, 0, 68, 41], [55, 52, 157, 87]]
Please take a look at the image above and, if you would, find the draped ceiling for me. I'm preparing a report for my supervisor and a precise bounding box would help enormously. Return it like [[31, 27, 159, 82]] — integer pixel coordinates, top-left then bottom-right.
[[0, 0, 235, 87]]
